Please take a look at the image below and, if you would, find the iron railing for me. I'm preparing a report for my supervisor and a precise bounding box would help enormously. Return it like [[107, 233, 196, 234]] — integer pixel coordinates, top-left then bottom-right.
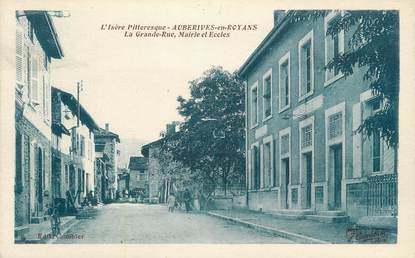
[[367, 173, 397, 216]]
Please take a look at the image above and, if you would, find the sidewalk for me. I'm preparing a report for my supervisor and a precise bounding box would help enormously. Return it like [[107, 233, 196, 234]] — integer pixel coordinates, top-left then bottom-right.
[[206, 209, 353, 244], [16, 216, 79, 244]]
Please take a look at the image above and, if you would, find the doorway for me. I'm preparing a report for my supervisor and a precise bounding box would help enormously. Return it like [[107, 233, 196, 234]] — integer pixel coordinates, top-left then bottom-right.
[[303, 152, 312, 209], [36, 147, 43, 215], [282, 157, 290, 209], [330, 144, 342, 209]]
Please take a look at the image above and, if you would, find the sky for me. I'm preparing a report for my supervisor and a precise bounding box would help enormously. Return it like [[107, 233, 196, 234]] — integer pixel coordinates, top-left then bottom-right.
[[51, 3, 275, 143]]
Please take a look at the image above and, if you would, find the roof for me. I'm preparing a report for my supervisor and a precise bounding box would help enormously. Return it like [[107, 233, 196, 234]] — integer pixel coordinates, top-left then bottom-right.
[[51, 122, 70, 136], [24, 11, 64, 59], [52, 86, 99, 131], [94, 128, 121, 143], [128, 156, 148, 170], [141, 138, 163, 157], [238, 11, 293, 78]]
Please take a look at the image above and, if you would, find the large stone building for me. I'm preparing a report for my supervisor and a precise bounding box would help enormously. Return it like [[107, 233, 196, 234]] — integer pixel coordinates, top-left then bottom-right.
[[94, 123, 120, 200], [128, 156, 149, 195], [239, 11, 397, 221], [51, 87, 99, 206], [141, 123, 177, 203], [15, 11, 64, 229]]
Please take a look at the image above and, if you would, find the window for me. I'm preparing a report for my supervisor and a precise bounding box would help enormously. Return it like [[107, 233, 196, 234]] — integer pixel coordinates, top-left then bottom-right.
[[301, 125, 313, 148], [16, 25, 25, 89], [328, 112, 343, 139], [279, 52, 290, 111], [325, 12, 344, 83], [251, 83, 258, 127], [80, 135, 85, 157], [298, 31, 314, 99], [372, 130, 381, 172], [42, 75, 50, 118], [281, 134, 290, 155], [262, 70, 272, 119], [30, 55, 39, 104], [369, 97, 382, 173]]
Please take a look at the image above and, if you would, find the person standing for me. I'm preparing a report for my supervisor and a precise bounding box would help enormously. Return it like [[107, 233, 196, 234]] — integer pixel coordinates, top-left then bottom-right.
[[183, 189, 192, 213], [167, 193, 176, 212]]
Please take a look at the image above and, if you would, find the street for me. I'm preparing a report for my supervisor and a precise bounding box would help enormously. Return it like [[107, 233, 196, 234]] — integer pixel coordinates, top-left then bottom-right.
[[54, 203, 294, 244]]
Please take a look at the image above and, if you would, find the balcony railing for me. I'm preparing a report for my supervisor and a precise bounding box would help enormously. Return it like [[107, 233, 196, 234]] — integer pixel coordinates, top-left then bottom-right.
[[367, 173, 397, 216]]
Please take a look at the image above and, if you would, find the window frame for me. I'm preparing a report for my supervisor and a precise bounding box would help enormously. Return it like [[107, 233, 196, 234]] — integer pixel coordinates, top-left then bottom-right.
[[298, 30, 314, 101], [278, 52, 291, 112], [250, 81, 259, 128], [324, 11, 345, 87], [262, 135, 274, 189], [262, 68, 273, 121]]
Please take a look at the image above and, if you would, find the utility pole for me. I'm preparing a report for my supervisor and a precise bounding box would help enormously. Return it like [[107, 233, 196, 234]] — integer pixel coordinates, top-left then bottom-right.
[[77, 80, 83, 128]]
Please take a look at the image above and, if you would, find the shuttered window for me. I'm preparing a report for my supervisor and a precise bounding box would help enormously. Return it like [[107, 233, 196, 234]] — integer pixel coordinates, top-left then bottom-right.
[[16, 27, 24, 86], [31, 55, 39, 103]]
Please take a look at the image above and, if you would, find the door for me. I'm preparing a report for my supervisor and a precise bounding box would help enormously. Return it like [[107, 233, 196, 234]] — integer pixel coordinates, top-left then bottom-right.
[[332, 144, 342, 209], [305, 152, 312, 209], [52, 157, 61, 199], [69, 165, 76, 195], [282, 158, 290, 209], [36, 148, 43, 215]]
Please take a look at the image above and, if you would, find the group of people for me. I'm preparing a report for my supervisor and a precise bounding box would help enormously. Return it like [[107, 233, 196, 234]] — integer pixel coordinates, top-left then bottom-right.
[[167, 189, 193, 213]]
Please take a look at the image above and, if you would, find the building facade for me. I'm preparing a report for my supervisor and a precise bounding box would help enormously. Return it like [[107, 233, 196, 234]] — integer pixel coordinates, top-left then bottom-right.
[[239, 11, 397, 221], [15, 11, 64, 227], [51, 87, 98, 207], [94, 123, 120, 200], [128, 156, 149, 195]]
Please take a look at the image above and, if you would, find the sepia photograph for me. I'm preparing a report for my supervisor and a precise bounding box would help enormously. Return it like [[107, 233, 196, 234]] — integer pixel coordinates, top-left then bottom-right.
[[11, 8, 401, 245], [1, 1, 414, 257]]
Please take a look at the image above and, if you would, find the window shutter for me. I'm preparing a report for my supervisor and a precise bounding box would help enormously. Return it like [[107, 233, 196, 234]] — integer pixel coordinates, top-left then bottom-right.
[[31, 55, 39, 103], [16, 27, 24, 86]]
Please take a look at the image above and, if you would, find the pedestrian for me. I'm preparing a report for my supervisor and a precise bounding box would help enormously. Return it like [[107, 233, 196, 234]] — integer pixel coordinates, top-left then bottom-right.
[[167, 193, 176, 212], [183, 189, 192, 213]]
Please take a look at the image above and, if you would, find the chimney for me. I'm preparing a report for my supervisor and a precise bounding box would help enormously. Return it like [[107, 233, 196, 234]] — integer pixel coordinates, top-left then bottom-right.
[[165, 123, 176, 136], [273, 10, 286, 27], [105, 123, 109, 132]]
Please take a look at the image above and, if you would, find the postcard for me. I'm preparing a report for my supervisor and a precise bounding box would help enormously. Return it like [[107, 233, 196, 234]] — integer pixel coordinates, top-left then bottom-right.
[[0, 1, 414, 258]]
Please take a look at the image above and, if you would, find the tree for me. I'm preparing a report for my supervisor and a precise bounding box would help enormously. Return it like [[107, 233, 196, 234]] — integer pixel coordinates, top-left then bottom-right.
[[290, 10, 399, 148], [162, 66, 245, 199]]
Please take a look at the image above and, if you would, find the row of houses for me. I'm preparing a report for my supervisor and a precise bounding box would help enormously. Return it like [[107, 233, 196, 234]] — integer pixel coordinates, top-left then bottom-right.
[[14, 11, 121, 233]]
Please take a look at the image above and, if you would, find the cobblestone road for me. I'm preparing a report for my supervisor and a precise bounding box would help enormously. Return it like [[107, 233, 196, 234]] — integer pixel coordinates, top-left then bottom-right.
[[54, 203, 294, 243]]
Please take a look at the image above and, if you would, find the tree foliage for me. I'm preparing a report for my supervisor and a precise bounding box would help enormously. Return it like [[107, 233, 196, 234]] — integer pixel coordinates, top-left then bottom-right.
[[291, 10, 399, 147], [162, 66, 245, 196]]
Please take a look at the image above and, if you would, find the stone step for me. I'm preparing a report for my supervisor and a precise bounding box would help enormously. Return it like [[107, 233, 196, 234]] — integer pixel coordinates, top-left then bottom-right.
[[30, 216, 48, 224], [266, 212, 305, 220], [269, 209, 316, 216], [316, 210, 346, 216], [304, 214, 349, 223]]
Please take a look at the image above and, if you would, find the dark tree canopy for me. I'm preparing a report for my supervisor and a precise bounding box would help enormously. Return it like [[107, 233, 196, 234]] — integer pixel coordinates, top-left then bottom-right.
[[291, 10, 399, 147], [162, 66, 245, 195]]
